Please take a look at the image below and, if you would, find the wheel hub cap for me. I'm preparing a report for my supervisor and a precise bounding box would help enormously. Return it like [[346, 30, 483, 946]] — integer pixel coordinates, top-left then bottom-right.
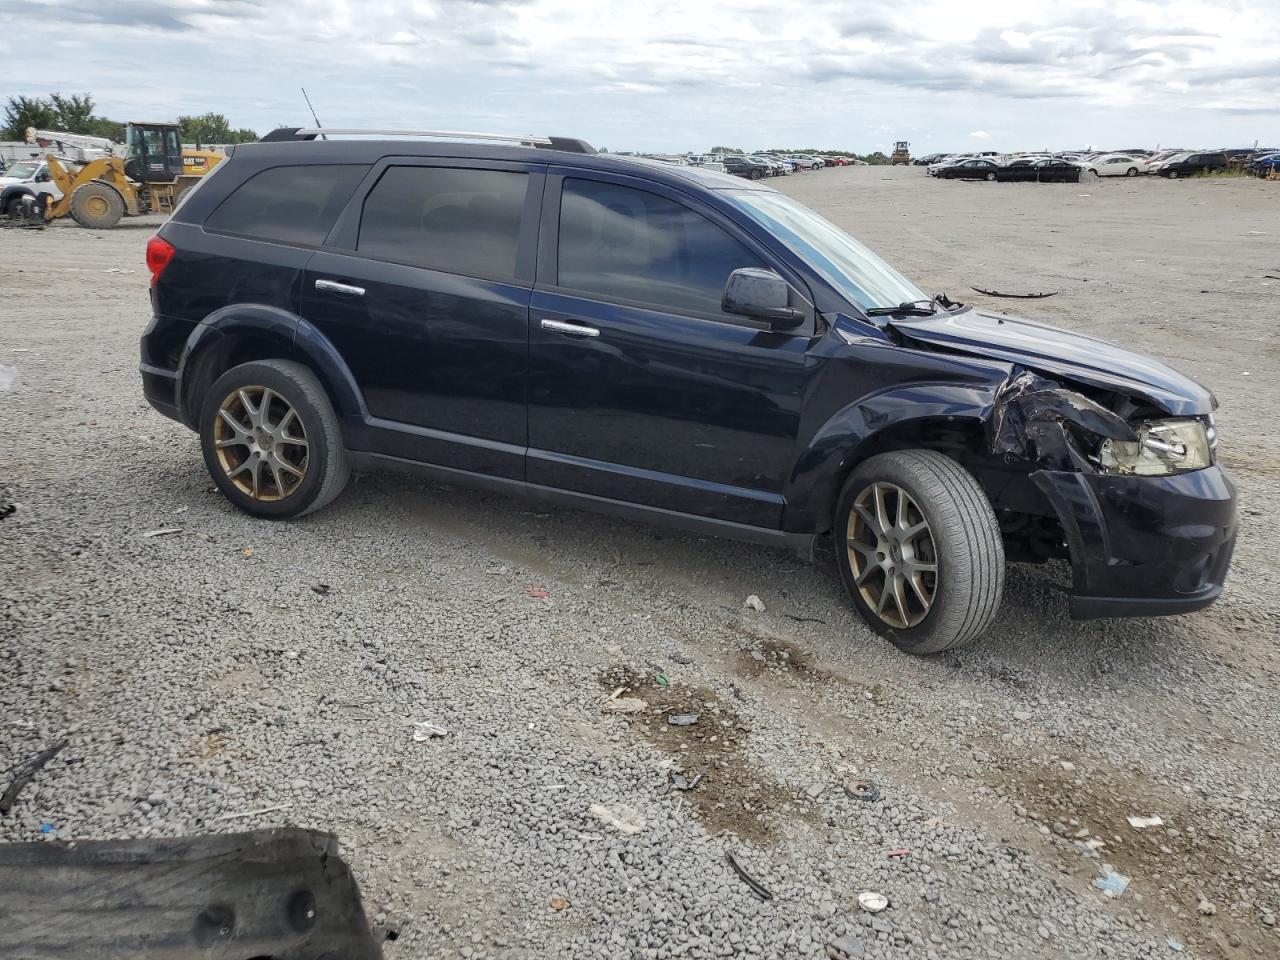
[[847, 482, 938, 629], [213, 386, 309, 501]]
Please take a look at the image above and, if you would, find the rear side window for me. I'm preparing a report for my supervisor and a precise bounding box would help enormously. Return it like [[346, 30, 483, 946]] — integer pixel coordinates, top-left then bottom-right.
[[357, 166, 528, 282], [204, 164, 366, 246], [557, 178, 764, 317]]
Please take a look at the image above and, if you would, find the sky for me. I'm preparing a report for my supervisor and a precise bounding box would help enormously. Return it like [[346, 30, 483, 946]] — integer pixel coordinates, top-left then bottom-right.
[[1, 0, 1277, 154]]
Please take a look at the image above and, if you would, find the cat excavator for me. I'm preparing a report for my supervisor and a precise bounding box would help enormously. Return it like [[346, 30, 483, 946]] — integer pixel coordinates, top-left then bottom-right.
[[5, 123, 223, 228]]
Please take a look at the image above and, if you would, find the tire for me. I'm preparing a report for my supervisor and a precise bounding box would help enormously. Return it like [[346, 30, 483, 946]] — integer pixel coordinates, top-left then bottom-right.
[[1168, 170, 1179, 179], [835, 450, 1004, 654], [1126, 167, 1138, 177], [199, 359, 349, 520], [750, 169, 762, 180], [69, 181, 125, 228], [985, 172, 996, 181]]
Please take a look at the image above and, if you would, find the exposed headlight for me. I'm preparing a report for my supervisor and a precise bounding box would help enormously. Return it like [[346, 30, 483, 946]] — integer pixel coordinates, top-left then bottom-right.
[[1098, 418, 1213, 476]]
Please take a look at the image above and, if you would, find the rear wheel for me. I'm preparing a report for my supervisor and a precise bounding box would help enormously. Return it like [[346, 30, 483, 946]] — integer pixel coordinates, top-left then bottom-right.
[[985, 172, 996, 181], [1126, 167, 1138, 177], [69, 181, 125, 228], [749, 169, 762, 180], [835, 451, 1004, 654], [1168, 170, 1179, 179], [199, 360, 349, 519]]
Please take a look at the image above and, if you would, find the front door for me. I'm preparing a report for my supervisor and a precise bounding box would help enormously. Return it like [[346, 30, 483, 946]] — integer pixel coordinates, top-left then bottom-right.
[[526, 171, 811, 528], [303, 160, 542, 478]]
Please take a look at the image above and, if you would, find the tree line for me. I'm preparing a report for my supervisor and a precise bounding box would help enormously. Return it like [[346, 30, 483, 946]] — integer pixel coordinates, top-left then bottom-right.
[[2, 93, 259, 146]]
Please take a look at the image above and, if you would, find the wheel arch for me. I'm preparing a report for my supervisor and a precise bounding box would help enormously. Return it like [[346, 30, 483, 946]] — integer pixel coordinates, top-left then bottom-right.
[[781, 381, 1001, 535], [174, 306, 368, 431]]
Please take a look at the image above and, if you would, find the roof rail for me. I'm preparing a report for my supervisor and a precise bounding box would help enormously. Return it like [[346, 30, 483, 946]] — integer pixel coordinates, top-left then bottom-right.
[[260, 127, 596, 154]]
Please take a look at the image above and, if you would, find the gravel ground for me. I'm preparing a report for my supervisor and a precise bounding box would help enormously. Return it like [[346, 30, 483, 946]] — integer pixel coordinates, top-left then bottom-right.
[[1, 167, 1278, 960]]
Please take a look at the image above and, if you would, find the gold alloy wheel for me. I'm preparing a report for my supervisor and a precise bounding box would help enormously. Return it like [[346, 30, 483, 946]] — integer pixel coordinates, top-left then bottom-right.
[[213, 386, 308, 501], [847, 482, 938, 629]]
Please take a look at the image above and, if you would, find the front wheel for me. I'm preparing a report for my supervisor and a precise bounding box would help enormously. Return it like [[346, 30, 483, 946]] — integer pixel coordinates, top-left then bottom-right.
[[985, 172, 996, 181], [749, 169, 762, 180], [835, 451, 1004, 654], [1126, 167, 1138, 177], [199, 359, 349, 519]]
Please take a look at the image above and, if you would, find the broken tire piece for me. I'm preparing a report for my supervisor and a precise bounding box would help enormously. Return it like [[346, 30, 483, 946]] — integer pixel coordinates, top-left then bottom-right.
[[0, 740, 67, 815], [844, 779, 880, 802], [970, 287, 1058, 299], [725, 850, 773, 901]]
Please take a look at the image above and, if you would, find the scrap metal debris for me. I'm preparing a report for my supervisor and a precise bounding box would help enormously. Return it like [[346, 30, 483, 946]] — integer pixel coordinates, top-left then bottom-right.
[[588, 802, 645, 835], [667, 713, 699, 726], [0, 828, 383, 959], [663, 768, 705, 794], [857, 891, 889, 913], [725, 850, 773, 901], [1127, 815, 1164, 829], [412, 721, 448, 741], [970, 287, 1058, 299], [1, 740, 67, 815], [142, 527, 183, 538]]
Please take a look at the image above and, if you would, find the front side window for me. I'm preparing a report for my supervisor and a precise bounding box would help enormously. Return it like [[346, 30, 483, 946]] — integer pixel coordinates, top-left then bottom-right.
[[358, 166, 528, 282], [557, 178, 765, 317], [205, 164, 368, 246]]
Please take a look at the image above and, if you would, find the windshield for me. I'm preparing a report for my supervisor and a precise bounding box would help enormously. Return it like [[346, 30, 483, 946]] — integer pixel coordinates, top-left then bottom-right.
[[3, 161, 38, 179], [727, 190, 928, 311]]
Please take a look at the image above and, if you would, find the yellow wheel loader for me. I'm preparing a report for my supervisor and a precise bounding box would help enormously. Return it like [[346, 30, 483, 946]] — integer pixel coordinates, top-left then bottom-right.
[[8, 123, 223, 228]]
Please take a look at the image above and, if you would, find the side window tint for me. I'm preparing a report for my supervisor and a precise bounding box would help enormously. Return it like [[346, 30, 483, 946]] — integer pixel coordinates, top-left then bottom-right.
[[557, 178, 765, 317], [205, 164, 367, 246], [358, 166, 528, 281]]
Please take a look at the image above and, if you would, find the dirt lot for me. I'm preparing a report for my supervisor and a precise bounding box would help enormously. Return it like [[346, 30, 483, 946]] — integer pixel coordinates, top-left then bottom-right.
[[1, 167, 1278, 960]]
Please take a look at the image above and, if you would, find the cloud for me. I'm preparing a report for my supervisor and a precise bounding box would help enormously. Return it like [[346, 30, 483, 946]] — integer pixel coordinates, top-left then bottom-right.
[[0, 0, 1276, 152], [969, 130, 991, 139]]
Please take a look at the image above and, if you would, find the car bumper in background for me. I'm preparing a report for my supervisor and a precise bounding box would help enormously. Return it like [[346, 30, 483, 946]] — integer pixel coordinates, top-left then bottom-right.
[[1032, 466, 1238, 620]]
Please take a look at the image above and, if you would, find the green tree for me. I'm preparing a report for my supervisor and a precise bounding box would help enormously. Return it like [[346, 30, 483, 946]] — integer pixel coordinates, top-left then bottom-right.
[[2, 95, 57, 140], [49, 93, 97, 132], [709, 146, 744, 154], [178, 113, 259, 145]]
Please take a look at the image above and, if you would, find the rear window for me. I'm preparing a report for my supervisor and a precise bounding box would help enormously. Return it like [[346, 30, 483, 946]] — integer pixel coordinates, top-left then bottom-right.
[[204, 164, 367, 246], [357, 166, 528, 282]]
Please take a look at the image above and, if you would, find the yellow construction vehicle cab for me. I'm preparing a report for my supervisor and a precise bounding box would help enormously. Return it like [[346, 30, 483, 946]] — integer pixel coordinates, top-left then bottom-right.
[[20, 122, 223, 228], [891, 141, 911, 165]]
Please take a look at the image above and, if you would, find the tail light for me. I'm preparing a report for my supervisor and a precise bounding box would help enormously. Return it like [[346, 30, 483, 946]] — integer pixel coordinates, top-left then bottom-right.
[[146, 236, 175, 287]]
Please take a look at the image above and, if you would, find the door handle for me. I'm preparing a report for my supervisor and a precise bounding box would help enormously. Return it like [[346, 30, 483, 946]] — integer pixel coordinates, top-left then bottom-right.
[[540, 318, 600, 338], [315, 279, 365, 297]]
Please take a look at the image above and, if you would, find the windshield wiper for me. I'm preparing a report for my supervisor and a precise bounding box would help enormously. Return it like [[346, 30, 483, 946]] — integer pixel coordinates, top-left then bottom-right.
[[864, 299, 937, 317]]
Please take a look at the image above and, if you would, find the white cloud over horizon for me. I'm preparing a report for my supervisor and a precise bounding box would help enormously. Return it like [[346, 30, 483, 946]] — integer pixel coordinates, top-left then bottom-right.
[[1, 0, 1277, 153]]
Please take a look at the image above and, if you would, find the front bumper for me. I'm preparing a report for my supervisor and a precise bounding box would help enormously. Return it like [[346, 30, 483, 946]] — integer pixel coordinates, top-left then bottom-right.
[[1033, 466, 1237, 620]]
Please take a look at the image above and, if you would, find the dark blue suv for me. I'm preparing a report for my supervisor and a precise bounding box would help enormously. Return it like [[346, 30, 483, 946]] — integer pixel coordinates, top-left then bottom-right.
[[140, 129, 1237, 654]]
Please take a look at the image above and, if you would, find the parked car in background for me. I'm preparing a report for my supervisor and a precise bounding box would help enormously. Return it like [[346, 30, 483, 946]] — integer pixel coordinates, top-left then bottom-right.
[[927, 155, 972, 176], [0, 159, 62, 215], [995, 158, 1090, 183], [789, 154, 825, 171], [749, 155, 788, 176], [1247, 153, 1280, 176], [1088, 154, 1149, 177], [1156, 151, 1229, 178], [934, 158, 1003, 180], [723, 155, 772, 180], [757, 154, 797, 174]]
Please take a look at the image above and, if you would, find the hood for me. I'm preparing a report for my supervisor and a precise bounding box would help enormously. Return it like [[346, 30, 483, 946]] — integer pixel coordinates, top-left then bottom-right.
[[0, 176, 24, 187], [890, 308, 1214, 416]]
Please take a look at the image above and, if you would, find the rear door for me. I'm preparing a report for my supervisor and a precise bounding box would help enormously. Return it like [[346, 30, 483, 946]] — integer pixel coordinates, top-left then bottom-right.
[[525, 169, 812, 528], [303, 159, 543, 478]]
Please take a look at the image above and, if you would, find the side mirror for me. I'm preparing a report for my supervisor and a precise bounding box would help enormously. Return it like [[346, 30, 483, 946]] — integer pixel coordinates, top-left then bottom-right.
[[34, 171, 51, 183], [722, 268, 805, 330]]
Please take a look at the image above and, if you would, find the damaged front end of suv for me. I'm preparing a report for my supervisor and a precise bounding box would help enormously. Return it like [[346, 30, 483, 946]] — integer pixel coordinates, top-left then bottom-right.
[[881, 310, 1238, 620], [984, 368, 1233, 618]]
